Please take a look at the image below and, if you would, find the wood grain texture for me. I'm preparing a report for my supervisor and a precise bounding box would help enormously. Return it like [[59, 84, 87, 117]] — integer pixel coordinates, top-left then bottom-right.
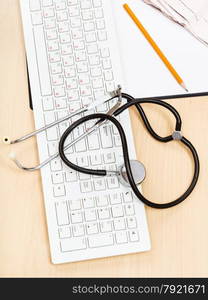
[[0, 0, 208, 277]]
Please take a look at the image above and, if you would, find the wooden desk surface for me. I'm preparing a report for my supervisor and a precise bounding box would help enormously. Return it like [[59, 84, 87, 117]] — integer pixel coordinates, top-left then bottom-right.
[[0, 0, 208, 278]]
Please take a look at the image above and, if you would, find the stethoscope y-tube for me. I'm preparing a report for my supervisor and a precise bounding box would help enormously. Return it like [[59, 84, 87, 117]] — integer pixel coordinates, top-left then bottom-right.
[[59, 94, 200, 209]]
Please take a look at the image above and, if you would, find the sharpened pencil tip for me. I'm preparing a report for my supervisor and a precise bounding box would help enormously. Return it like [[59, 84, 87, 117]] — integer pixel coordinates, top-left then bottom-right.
[[181, 82, 188, 92]]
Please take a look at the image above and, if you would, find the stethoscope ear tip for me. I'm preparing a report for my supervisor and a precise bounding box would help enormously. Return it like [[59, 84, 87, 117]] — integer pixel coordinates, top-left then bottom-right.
[[3, 136, 11, 145]]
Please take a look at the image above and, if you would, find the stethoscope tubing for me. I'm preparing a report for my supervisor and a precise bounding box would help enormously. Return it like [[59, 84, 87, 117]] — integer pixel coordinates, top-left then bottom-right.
[[59, 95, 200, 209]]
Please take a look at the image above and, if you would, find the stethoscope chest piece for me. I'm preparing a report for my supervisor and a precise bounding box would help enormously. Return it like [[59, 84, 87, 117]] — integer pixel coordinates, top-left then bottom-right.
[[119, 160, 146, 187]]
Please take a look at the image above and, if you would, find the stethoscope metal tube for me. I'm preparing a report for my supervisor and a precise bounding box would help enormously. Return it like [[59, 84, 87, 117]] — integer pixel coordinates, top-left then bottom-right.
[[3, 92, 116, 145], [7, 87, 123, 172]]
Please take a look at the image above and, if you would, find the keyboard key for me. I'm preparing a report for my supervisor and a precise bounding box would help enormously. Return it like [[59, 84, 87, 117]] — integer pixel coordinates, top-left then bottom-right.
[[55, 1, 67, 10], [69, 199, 81, 210], [82, 10, 93, 20], [65, 66, 76, 77], [100, 220, 112, 233], [87, 44, 98, 54], [44, 111, 56, 125], [107, 176, 119, 189], [115, 231, 128, 244], [93, 178, 106, 191], [103, 152, 115, 164], [71, 211, 83, 223], [34, 27, 52, 95], [51, 62, 62, 74], [96, 194, 108, 207], [30, 0, 41, 11], [77, 61, 88, 73], [73, 224, 85, 236], [54, 86, 66, 97], [51, 158, 62, 171], [59, 226, 71, 238], [89, 54, 100, 65], [123, 191, 133, 203], [100, 126, 113, 148], [69, 6, 80, 17], [97, 207, 110, 220], [96, 19, 105, 30], [52, 172, 64, 184], [114, 218, 126, 230], [68, 0, 78, 5], [70, 17, 81, 28], [46, 126, 58, 140], [31, 12, 43, 25], [44, 18, 56, 29], [77, 156, 89, 167], [90, 153, 102, 166], [94, 8, 103, 18], [83, 197, 95, 209], [58, 22, 69, 33], [49, 52, 61, 63], [125, 204, 135, 216], [65, 169, 77, 182], [42, 0, 53, 6], [61, 237, 87, 252], [46, 29, 58, 40], [109, 193, 122, 205], [86, 222, 99, 235], [81, 0, 92, 10], [129, 230, 139, 242], [127, 217, 137, 229], [42, 96, 54, 111], [86, 32, 97, 43], [43, 7, 55, 18], [84, 21, 95, 32], [60, 32, 71, 44], [98, 31, 107, 41], [57, 11, 68, 21], [48, 40, 59, 51], [112, 205, 124, 218], [53, 184, 66, 197], [48, 141, 58, 156], [85, 209, 97, 221], [66, 78, 78, 89], [88, 233, 114, 248], [55, 201, 69, 225], [80, 181, 93, 193], [93, 0, 102, 8]]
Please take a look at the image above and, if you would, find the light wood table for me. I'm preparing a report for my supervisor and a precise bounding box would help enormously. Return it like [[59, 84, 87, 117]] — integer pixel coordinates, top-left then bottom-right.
[[0, 0, 208, 278]]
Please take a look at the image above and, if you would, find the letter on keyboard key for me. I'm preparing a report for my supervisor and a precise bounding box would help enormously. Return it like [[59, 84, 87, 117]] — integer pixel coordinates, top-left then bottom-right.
[[88, 233, 114, 248], [33, 27, 52, 95], [55, 201, 69, 225], [61, 237, 87, 252], [107, 176, 119, 189]]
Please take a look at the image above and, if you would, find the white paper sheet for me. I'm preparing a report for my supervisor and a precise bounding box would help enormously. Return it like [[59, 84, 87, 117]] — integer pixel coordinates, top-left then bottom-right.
[[112, 0, 208, 97]]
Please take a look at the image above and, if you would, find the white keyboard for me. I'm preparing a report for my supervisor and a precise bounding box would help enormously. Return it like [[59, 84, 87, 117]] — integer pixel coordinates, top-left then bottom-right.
[[20, 0, 150, 264]]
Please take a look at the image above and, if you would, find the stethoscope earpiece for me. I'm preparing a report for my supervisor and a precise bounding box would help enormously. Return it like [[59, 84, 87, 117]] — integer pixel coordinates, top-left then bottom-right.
[[119, 160, 146, 187]]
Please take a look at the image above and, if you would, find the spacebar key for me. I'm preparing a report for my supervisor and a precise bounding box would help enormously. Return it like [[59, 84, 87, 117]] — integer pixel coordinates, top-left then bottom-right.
[[61, 237, 87, 252], [33, 27, 52, 96], [88, 233, 114, 248]]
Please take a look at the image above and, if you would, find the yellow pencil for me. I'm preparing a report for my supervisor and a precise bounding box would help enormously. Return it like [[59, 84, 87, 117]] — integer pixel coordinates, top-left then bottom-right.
[[123, 3, 188, 92]]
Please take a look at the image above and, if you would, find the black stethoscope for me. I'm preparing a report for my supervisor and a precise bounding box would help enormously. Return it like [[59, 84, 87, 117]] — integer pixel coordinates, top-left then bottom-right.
[[5, 87, 200, 209], [58, 91, 200, 209]]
